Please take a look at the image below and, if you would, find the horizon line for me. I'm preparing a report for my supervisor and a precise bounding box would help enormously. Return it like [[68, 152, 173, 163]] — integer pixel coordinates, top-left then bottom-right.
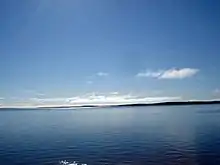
[[1, 99, 220, 109]]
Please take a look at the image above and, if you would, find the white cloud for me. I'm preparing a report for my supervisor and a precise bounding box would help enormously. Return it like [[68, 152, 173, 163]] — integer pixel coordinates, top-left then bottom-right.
[[160, 68, 199, 79], [96, 72, 109, 77], [29, 93, 182, 107], [137, 68, 199, 79]]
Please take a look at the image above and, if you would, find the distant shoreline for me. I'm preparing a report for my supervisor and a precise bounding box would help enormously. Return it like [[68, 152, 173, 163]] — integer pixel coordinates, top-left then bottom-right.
[[111, 100, 220, 107], [37, 100, 220, 109], [1, 100, 220, 110]]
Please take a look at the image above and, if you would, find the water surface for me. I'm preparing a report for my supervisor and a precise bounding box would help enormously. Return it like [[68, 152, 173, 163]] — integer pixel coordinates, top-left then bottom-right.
[[0, 105, 220, 165]]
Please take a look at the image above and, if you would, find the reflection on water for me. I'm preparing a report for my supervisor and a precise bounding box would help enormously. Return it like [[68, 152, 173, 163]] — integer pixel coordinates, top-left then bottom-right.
[[0, 105, 220, 165]]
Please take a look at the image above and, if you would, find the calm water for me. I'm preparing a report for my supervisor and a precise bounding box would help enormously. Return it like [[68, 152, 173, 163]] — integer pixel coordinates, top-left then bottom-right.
[[0, 105, 220, 165]]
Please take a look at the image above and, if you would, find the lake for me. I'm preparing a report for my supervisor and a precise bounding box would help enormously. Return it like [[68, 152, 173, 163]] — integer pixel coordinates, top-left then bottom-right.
[[0, 105, 220, 165]]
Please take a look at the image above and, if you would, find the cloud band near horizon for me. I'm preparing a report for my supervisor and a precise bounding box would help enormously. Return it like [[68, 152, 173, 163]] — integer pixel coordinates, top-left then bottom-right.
[[1, 93, 182, 108]]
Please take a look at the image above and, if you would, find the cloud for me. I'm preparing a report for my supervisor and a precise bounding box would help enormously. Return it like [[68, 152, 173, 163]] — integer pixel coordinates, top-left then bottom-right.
[[96, 72, 109, 77], [30, 93, 182, 107], [160, 68, 199, 79], [86, 72, 109, 84], [136, 70, 163, 78], [137, 68, 199, 79]]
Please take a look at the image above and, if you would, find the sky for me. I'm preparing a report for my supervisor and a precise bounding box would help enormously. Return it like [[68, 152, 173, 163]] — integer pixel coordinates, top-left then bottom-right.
[[0, 0, 220, 107]]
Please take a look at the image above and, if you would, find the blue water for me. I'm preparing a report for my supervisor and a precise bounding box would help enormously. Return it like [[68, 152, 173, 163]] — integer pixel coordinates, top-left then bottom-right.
[[0, 105, 220, 165]]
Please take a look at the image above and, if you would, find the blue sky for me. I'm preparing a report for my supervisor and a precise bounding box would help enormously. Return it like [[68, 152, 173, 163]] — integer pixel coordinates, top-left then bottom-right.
[[0, 0, 220, 107]]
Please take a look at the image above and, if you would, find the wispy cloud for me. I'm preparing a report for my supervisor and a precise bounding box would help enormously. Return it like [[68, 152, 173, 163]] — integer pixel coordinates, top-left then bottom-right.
[[86, 72, 109, 84], [137, 68, 199, 79], [137, 70, 163, 78], [96, 72, 109, 77]]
